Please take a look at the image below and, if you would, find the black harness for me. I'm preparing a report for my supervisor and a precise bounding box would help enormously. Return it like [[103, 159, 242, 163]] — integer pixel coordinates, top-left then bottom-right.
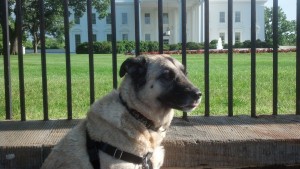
[[86, 94, 157, 169]]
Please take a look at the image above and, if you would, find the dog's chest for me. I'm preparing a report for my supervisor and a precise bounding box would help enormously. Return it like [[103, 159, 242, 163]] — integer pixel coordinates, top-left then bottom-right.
[[138, 129, 165, 150]]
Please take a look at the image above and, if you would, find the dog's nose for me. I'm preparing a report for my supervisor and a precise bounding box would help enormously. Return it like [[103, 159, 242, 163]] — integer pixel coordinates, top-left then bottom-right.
[[191, 90, 202, 100]]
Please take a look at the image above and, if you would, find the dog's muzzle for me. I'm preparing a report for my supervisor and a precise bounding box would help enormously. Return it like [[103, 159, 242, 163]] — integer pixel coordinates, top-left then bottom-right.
[[158, 82, 201, 112]]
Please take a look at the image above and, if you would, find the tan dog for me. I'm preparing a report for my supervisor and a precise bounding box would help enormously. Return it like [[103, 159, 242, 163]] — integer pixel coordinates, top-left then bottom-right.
[[41, 55, 201, 169]]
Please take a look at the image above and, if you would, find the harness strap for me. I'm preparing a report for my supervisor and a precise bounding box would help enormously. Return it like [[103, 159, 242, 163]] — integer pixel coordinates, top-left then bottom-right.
[[86, 131, 100, 169], [86, 131, 153, 169]]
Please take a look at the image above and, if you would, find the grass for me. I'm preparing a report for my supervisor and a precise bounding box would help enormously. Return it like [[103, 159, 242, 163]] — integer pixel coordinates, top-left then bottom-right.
[[0, 52, 297, 120]]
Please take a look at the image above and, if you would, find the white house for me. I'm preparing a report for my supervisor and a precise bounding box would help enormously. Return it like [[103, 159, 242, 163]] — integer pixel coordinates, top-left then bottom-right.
[[69, 0, 267, 53]]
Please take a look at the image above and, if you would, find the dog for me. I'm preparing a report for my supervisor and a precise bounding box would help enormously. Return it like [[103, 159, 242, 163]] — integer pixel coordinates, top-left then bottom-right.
[[41, 54, 201, 169]]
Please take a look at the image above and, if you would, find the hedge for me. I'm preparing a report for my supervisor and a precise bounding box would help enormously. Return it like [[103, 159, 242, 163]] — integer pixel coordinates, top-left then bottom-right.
[[76, 41, 112, 54], [76, 39, 274, 54]]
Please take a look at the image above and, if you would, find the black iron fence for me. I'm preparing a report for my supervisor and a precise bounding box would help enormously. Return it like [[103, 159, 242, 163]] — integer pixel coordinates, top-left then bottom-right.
[[1, 0, 300, 121]]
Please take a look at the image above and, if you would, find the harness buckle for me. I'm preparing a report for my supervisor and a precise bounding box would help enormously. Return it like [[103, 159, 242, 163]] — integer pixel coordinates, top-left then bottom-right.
[[142, 152, 153, 169], [113, 149, 123, 160]]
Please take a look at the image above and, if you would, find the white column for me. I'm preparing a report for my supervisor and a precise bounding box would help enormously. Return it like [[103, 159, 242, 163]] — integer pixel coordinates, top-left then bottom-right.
[[197, 1, 201, 42], [139, 0, 142, 40], [173, 9, 178, 43], [199, 0, 204, 42], [193, 5, 197, 42], [178, 0, 182, 43]]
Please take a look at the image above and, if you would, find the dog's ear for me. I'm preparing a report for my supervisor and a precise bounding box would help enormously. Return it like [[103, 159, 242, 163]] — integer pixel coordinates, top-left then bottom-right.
[[119, 56, 148, 89], [119, 57, 147, 78]]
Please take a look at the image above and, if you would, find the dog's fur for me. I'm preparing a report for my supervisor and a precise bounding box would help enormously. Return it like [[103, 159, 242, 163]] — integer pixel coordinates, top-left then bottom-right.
[[41, 54, 201, 169]]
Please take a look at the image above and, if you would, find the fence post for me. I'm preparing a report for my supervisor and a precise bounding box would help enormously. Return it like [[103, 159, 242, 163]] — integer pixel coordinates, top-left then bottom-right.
[[111, 0, 118, 89], [39, 0, 49, 120], [297, 0, 300, 115], [63, 0, 73, 119], [1, 0, 13, 120], [181, 0, 187, 119], [134, 0, 140, 56], [251, 0, 256, 117], [16, 0, 26, 121], [87, 0, 95, 105], [228, 0, 233, 117], [272, 0, 278, 116], [158, 0, 163, 54], [204, 0, 210, 116]]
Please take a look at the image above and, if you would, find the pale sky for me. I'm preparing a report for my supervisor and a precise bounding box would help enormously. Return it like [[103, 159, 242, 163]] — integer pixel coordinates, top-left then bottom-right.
[[265, 0, 297, 21]]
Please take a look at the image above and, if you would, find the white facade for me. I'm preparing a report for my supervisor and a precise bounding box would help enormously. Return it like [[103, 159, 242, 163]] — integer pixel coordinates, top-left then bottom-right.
[[69, 0, 267, 52]]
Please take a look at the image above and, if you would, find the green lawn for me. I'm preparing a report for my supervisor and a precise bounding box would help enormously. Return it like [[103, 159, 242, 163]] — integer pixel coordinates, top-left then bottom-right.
[[0, 53, 297, 120]]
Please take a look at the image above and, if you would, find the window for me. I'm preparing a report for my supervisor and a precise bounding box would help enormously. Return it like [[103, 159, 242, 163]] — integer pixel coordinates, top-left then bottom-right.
[[122, 13, 128, 24], [93, 34, 97, 42], [145, 34, 151, 41], [219, 32, 225, 42], [163, 13, 169, 24], [74, 13, 80, 24], [145, 13, 150, 24], [92, 13, 96, 24], [163, 39, 169, 45], [122, 34, 128, 41], [75, 34, 81, 47], [219, 12, 225, 23], [106, 13, 111, 24], [107, 34, 112, 41], [235, 32, 241, 43], [235, 11, 241, 23]]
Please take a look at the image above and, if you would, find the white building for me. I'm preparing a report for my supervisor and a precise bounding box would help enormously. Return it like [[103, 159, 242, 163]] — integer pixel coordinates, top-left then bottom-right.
[[69, 0, 267, 52]]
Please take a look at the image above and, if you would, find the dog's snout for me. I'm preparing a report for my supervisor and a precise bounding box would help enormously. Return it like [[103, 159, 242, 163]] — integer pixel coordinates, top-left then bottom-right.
[[191, 90, 202, 100], [196, 91, 202, 98]]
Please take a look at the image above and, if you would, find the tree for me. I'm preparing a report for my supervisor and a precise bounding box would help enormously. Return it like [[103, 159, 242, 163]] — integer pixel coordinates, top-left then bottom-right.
[[0, 0, 110, 54], [265, 6, 296, 46], [0, 0, 18, 54]]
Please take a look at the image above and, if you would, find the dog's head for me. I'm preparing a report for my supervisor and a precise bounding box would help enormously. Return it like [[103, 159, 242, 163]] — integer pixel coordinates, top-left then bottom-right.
[[120, 55, 201, 112]]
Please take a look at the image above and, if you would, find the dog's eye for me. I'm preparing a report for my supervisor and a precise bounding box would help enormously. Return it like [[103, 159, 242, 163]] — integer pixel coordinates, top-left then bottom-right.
[[159, 70, 175, 81]]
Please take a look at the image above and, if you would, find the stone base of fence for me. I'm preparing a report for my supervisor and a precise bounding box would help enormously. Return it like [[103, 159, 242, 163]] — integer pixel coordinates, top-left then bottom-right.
[[0, 115, 300, 169]]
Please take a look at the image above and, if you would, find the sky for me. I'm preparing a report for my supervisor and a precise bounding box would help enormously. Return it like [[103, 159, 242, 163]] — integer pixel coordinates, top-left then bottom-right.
[[265, 0, 297, 21]]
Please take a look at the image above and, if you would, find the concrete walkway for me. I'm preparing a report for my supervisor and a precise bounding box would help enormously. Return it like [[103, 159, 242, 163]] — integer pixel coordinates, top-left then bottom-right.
[[0, 115, 300, 169]]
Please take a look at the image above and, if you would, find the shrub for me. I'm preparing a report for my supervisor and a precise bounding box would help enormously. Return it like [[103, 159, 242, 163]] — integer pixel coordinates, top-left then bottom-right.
[[147, 41, 159, 52], [198, 42, 204, 49], [223, 43, 228, 49], [139, 41, 160, 52], [186, 42, 204, 50], [209, 39, 218, 49], [76, 41, 112, 54], [139, 41, 149, 52], [76, 42, 89, 54], [94, 41, 112, 54], [256, 39, 272, 48], [234, 42, 243, 48], [169, 44, 180, 50], [243, 40, 251, 48], [163, 44, 170, 51], [117, 41, 135, 54], [117, 41, 126, 54], [124, 41, 135, 53]]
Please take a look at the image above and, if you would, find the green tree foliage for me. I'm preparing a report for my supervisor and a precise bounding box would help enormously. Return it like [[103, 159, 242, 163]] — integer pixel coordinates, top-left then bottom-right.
[[265, 7, 296, 46], [0, 0, 110, 54]]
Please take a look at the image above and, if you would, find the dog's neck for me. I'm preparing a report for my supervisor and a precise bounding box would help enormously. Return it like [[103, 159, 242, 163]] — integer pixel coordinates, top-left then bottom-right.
[[119, 94, 160, 132]]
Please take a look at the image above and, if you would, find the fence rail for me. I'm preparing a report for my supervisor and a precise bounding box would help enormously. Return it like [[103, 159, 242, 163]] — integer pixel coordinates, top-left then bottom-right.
[[1, 0, 300, 121]]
